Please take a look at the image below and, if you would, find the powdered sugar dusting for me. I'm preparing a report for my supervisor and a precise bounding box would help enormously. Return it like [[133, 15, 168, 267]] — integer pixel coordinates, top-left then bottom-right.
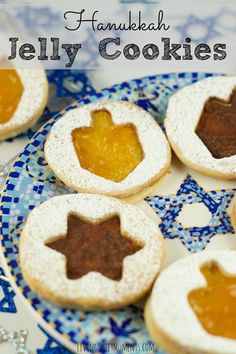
[[165, 76, 236, 178], [45, 100, 171, 197], [0, 68, 48, 137], [150, 250, 236, 354], [20, 193, 164, 310]]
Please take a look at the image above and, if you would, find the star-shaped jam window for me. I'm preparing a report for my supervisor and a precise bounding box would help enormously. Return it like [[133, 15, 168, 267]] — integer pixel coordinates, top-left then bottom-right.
[[46, 214, 142, 281]]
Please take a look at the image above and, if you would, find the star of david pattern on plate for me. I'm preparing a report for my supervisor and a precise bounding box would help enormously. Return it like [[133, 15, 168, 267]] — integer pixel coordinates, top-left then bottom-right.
[[145, 175, 235, 252], [0, 267, 17, 313], [2, 70, 95, 144], [37, 326, 72, 354], [28, 70, 95, 140]]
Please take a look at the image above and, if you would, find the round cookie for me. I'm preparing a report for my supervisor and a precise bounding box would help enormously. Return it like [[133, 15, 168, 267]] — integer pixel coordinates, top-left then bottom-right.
[[20, 193, 164, 310], [145, 250, 236, 354], [45, 100, 171, 198], [0, 66, 48, 140], [165, 76, 236, 179]]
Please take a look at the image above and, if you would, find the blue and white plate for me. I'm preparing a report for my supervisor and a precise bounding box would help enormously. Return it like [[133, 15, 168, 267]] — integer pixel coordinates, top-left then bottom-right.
[[1, 72, 236, 354]]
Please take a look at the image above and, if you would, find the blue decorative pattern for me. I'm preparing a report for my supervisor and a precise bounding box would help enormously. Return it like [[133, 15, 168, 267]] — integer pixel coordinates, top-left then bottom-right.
[[176, 15, 219, 43], [145, 175, 235, 252], [29, 70, 95, 139], [3, 70, 95, 143], [0, 72, 220, 353], [215, 7, 236, 34], [16, 6, 60, 30], [0, 267, 17, 313], [37, 326, 72, 354]]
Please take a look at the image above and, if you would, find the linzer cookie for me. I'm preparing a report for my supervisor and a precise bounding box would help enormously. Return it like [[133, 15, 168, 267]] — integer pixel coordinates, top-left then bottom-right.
[[0, 65, 48, 140], [45, 100, 171, 197], [145, 251, 236, 354], [19, 193, 164, 310], [165, 76, 236, 179]]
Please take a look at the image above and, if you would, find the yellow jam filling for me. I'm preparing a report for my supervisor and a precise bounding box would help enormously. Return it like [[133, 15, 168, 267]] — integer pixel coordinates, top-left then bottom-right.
[[188, 262, 236, 340], [0, 69, 24, 124], [72, 109, 144, 182]]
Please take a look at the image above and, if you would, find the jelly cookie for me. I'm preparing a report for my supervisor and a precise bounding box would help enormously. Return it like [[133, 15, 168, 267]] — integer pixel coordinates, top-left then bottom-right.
[[165, 76, 236, 179], [45, 100, 171, 198], [145, 250, 236, 354], [0, 66, 48, 140], [20, 193, 164, 310]]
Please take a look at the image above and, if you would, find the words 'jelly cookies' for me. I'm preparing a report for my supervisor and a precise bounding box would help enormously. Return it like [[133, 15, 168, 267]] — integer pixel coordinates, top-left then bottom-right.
[[165, 76, 236, 179], [145, 251, 236, 354], [0, 65, 48, 140], [45, 101, 171, 197], [20, 193, 164, 310]]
